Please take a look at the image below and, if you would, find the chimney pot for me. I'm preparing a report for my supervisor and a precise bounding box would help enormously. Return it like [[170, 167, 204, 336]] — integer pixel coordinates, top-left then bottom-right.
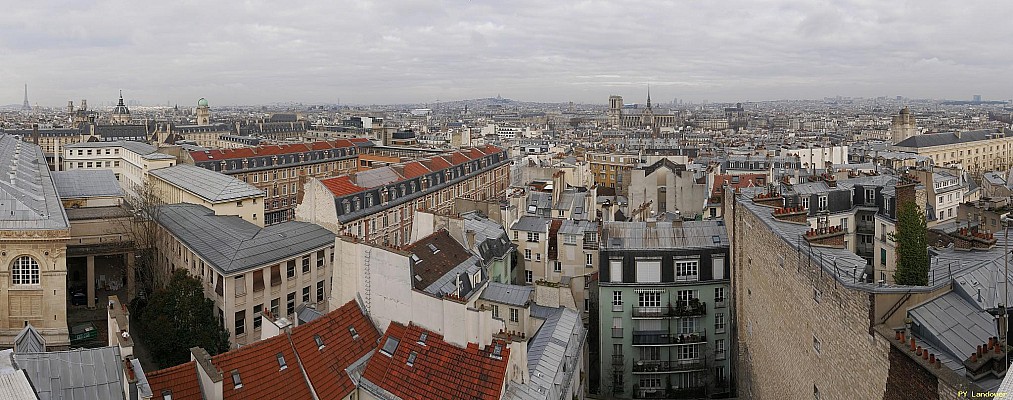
[[972, 353, 979, 362], [910, 338, 916, 351], [922, 350, 928, 360], [929, 354, 935, 364], [917, 346, 923, 356], [978, 345, 983, 357]]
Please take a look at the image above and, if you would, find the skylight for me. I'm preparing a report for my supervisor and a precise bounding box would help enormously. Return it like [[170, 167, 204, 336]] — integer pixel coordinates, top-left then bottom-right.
[[231, 370, 243, 389], [418, 331, 428, 345], [406, 351, 418, 366], [314, 334, 325, 350], [380, 337, 400, 357], [276, 352, 287, 370], [349, 326, 360, 340]]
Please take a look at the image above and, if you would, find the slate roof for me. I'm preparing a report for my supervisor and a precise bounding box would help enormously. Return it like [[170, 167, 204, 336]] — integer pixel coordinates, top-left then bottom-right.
[[65, 141, 174, 160], [149, 164, 264, 203], [0, 370, 39, 400], [13, 324, 46, 354], [154, 203, 334, 274], [0, 135, 69, 230], [480, 282, 533, 307], [461, 211, 513, 262], [503, 308, 585, 400], [602, 220, 728, 251], [360, 322, 509, 400], [145, 362, 202, 400], [51, 170, 123, 199], [288, 300, 380, 400], [511, 216, 549, 232], [406, 230, 482, 295], [894, 129, 1009, 149], [14, 346, 125, 400]]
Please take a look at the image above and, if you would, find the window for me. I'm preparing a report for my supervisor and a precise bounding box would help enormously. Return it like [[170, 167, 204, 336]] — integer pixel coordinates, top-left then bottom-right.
[[492, 305, 500, 319], [253, 270, 265, 292], [234, 276, 246, 296], [613, 291, 623, 306], [235, 311, 245, 336], [586, 253, 593, 268], [524, 249, 531, 260], [675, 260, 699, 282], [553, 261, 561, 273], [11, 256, 40, 285], [286, 260, 295, 278], [316, 281, 325, 301], [509, 308, 519, 322], [841, 217, 848, 233], [563, 235, 576, 245], [635, 260, 661, 283], [813, 335, 821, 354], [526, 232, 540, 242], [316, 250, 325, 269], [525, 270, 533, 283], [302, 257, 310, 274], [678, 344, 699, 360], [801, 196, 810, 209], [231, 370, 242, 389], [287, 293, 295, 316], [638, 292, 661, 308], [880, 248, 887, 266], [584, 298, 590, 312], [535, 253, 541, 262], [716, 339, 726, 359], [253, 304, 263, 329], [677, 290, 697, 306], [612, 316, 623, 338], [610, 260, 623, 282], [680, 318, 697, 334], [818, 195, 827, 211], [715, 313, 726, 333], [303, 286, 310, 303], [714, 287, 726, 306]]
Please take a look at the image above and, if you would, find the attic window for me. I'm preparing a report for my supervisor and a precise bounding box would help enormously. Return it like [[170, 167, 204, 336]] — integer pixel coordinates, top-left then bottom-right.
[[231, 370, 243, 389], [406, 351, 418, 367], [428, 243, 439, 254], [349, 326, 360, 339], [380, 337, 400, 357], [314, 334, 325, 350], [491, 344, 504, 360], [418, 331, 428, 345], [162, 390, 172, 400], [712, 235, 720, 244], [276, 353, 287, 370], [410, 255, 421, 263]]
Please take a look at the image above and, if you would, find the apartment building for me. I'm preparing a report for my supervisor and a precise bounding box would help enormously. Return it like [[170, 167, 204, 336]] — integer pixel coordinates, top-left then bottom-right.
[[893, 128, 1013, 174], [296, 145, 510, 246], [62, 141, 176, 203], [153, 203, 335, 346], [627, 159, 714, 221], [594, 220, 731, 399], [183, 138, 369, 225], [148, 164, 266, 227], [587, 152, 690, 194]]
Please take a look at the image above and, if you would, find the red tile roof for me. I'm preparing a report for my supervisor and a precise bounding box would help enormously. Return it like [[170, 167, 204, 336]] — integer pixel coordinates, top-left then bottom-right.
[[712, 173, 767, 196], [213, 331, 313, 400], [145, 361, 202, 400], [289, 301, 380, 400], [448, 151, 472, 165], [348, 137, 371, 144], [467, 148, 487, 160], [362, 322, 509, 400], [423, 156, 453, 171], [321, 175, 366, 197], [401, 161, 431, 179]]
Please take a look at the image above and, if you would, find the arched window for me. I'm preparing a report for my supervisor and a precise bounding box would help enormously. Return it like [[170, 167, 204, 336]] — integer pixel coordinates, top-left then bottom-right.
[[12, 256, 40, 285], [342, 200, 351, 214]]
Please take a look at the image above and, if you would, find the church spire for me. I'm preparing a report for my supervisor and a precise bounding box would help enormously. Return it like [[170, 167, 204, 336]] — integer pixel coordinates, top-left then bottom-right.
[[646, 85, 652, 109]]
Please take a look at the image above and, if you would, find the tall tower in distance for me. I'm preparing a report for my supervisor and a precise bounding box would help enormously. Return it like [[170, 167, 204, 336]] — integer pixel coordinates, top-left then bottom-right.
[[891, 106, 917, 144], [607, 95, 623, 127], [21, 84, 31, 111], [196, 98, 210, 125]]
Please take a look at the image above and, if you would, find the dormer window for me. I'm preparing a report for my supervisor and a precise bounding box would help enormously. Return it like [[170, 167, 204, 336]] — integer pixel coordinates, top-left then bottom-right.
[[349, 326, 360, 339]]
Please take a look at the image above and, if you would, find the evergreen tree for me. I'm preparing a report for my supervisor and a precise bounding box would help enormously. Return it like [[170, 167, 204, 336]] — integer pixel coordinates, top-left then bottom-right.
[[892, 200, 929, 286], [135, 269, 231, 368]]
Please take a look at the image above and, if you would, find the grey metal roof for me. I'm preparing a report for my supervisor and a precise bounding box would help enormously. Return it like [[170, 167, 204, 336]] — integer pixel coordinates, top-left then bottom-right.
[[129, 358, 151, 399], [14, 346, 125, 400], [894, 129, 1008, 149], [602, 220, 728, 251], [51, 170, 123, 199], [0, 370, 39, 400], [353, 166, 401, 188], [461, 211, 513, 262], [0, 135, 70, 230], [154, 203, 334, 274], [149, 164, 264, 203], [503, 307, 585, 400], [558, 219, 597, 236], [511, 216, 549, 232], [13, 324, 45, 354], [909, 292, 995, 369], [480, 282, 533, 307]]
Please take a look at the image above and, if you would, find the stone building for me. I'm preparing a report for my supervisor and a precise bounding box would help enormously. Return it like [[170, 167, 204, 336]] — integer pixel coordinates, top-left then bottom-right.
[[893, 128, 1013, 175], [63, 141, 177, 204], [627, 159, 714, 221], [0, 135, 70, 349], [148, 164, 266, 227]]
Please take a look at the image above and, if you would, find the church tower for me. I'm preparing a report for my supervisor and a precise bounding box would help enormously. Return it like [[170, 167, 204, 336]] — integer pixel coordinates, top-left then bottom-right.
[[196, 98, 210, 125], [607, 95, 623, 127], [891, 107, 916, 144], [641, 87, 655, 129]]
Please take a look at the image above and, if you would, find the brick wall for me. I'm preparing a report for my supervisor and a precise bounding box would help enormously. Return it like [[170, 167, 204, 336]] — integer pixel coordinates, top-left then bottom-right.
[[884, 346, 939, 400]]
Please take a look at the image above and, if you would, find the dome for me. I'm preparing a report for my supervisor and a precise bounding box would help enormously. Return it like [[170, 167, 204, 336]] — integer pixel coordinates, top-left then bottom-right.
[[113, 93, 130, 115], [197, 98, 209, 107]]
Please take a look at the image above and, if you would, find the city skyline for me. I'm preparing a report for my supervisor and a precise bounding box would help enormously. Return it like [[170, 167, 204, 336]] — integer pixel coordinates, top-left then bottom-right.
[[2, 1, 1012, 106]]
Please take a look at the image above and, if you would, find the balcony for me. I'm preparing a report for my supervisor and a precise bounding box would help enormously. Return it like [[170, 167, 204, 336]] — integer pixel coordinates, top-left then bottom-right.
[[632, 329, 707, 346], [613, 303, 624, 312], [856, 221, 875, 233], [612, 328, 624, 338], [632, 386, 707, 399], [714, 298, 726, 308], [612, 354, 625, 366], [632, 301, 706, 318], [632, 359, 706, 374]]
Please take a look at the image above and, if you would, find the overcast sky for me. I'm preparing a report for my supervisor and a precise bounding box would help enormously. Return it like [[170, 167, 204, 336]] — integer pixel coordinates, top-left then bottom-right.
[[2, 1, 1011, 106]]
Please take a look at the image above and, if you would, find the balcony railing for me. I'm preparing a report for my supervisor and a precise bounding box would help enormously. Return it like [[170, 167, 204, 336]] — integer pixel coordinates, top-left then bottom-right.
[[613, 303, 624, 312], [612, 328, 624, 338], [632, 386, 707, 399], [632, 302, 706, 318], [612, 354, 625, 365], [632, 329, 707, 346], [631, 359, 706, 374], [714, 299, 726, 308]]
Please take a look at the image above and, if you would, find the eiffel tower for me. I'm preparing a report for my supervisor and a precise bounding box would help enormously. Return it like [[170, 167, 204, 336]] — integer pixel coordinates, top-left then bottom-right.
[[21, 84, 31, 111]]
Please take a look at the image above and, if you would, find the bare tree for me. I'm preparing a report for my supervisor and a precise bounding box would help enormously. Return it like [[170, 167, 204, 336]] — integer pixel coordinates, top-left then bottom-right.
[[110, 179, 168, 301]]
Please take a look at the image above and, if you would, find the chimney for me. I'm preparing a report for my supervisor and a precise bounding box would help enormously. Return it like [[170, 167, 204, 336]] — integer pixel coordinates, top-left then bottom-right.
[[32, 124, 39, 145], [191, 347, 223, 400], [466, 230, 477, 248], [260, 310, 292, 341]]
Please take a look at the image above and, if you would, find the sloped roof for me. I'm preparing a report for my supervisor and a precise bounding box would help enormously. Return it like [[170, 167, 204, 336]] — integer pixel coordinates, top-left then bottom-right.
[[504, 308, 586, 400], [321, 176, 366, 197], [150, 164, 263, 203], [51, 170, 123, 199], [895, 129, 1009, 148], [289, 300, 380, 400], [154, 204, 334, 274], [361, 322, 509, 400], [405, 230, 476, 292], [480, 282, 533, 307], [14, 346, 124, 400], [145, 362, 202, 400], [602, 220, 729, 251], [0, 370, 39, 400], [13, 324, 46, 354], [0, 135, 69, 230], [213, 333, 313, 400]]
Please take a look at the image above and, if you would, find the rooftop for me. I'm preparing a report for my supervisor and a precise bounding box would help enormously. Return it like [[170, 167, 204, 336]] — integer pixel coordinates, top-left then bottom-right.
[[154, 203, 334, 274], [150, 164, 264, 203], [0, 135, 69, 230], [51, 170, 123, 199], [602, 220, 729, 251], [504, 307, 586, 400], [480, 282, 533, 307], [406, 230, 484, 296], [14, 346, 125, 400], [894, 129, 1010, 149]]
